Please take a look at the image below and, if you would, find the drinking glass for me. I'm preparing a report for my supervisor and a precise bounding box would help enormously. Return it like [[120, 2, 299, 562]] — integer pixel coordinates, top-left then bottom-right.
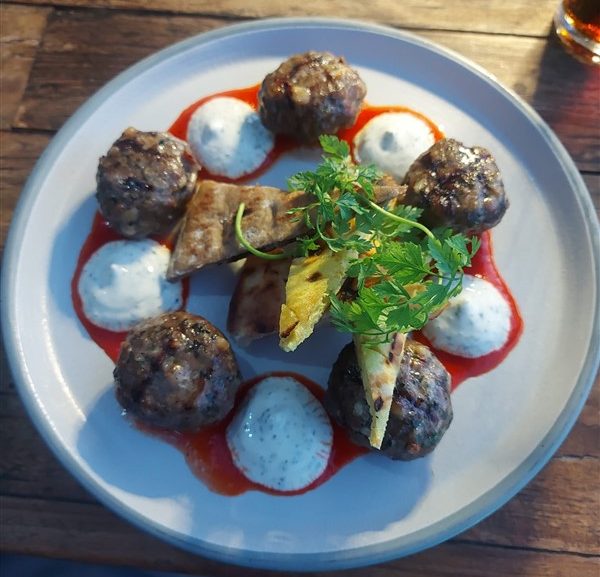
[[554, 0, 600, 64]]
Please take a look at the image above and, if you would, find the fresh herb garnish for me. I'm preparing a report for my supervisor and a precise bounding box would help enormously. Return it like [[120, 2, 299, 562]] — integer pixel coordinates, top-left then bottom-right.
[[238, 135, 479, 343], [288, 135, 480, 343]]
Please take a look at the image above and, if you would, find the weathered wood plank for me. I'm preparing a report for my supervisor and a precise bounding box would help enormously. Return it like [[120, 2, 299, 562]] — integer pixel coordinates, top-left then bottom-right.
[[0, 5, 50, 129], [0, 394, 92, 502], [419, 31, 600, 173], [0, 130, 51, 246], [14, 10, 227, 132], [10, 0, 560, 37], [15, 11, 599, 170], [1, 494, 598, 577], [557, 373, 599, 458], [463, 455, 600, 554]]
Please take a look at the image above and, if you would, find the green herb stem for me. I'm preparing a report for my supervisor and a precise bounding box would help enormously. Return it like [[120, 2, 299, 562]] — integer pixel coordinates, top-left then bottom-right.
[[366, 199, 435, 239], [234, 203, 289, 261]]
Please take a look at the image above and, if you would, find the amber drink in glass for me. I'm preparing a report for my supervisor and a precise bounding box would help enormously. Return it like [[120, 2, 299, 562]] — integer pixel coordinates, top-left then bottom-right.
[[554, 0, 600, 63]]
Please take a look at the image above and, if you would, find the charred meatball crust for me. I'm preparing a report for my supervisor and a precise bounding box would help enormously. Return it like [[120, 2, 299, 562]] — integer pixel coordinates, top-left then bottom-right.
[[258, 51, 366, 143], [402, 138, 508, 234], [325, 339, 452, 460], [114, 311, 241, 430], [96, 127, 199, 239]]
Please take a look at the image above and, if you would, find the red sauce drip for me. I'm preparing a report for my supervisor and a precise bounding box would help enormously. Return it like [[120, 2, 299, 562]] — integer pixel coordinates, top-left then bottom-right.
[[138, 372, 368, 496], [168, 84, 296, 184], [71, 212, 189, 362], [414, 231, 523, 389]]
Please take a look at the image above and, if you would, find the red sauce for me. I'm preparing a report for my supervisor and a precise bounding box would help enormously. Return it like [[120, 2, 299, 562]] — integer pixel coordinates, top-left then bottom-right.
[[415, 231, 523, 389], [168, 84, 296, 184], [168, 85, 444, 184], [337, 104, 445, 150], [71, 212, 189, 362], [72, 83, 523, 497], [138, 372, 368, 496]]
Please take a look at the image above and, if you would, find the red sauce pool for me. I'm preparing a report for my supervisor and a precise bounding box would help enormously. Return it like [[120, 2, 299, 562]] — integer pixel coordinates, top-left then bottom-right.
[[168, 84, 444, 184], [70, 213, 189, 362], [168, 84, 297, 184], [337, 104, 444, 149], [415, 231, 524, 389], [137, 372, 368, 496]]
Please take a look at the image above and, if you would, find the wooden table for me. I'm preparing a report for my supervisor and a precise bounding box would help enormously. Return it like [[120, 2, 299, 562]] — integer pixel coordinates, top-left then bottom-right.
[[1, 2, 598, 575]]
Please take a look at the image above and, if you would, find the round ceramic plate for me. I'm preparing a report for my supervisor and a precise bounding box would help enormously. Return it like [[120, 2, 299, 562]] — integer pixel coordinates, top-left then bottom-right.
[[2, 18, 599, 571]]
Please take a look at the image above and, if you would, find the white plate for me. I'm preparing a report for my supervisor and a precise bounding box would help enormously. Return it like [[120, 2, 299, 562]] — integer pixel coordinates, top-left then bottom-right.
[[2, 18, 599, 571]]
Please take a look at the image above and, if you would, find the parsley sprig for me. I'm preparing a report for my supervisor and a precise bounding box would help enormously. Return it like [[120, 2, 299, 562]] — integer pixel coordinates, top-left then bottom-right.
[[287, 135, 480, 343]]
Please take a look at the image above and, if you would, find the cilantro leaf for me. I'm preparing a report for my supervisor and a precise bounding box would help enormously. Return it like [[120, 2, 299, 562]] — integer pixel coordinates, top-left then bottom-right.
[[283, 135, 479, 338]]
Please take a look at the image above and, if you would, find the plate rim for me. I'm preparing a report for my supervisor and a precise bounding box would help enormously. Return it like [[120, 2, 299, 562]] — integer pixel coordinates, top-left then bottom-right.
[[2, 16, 599, 571]]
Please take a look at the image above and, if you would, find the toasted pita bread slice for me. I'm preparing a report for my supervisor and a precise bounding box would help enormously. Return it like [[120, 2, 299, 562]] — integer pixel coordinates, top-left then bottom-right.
[[167, 176, 406, 280], [353, 332, 406, 449], [167, 180, 306, 280], [227, 256, 292, 345]]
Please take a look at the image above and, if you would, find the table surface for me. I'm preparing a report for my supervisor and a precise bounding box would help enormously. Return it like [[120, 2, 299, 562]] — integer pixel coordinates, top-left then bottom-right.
[[1, 1, 599, 576]]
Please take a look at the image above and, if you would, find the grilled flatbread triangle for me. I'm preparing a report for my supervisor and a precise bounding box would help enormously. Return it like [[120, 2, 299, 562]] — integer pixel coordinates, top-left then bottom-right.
[[279, 248, 356, 352], [353, 332, 406, 449]]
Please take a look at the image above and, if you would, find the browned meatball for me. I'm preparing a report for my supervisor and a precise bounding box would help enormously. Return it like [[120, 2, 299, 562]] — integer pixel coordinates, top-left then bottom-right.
[[258, 51, 366, 143], [402, 138, 508, 234], [96, 128, 198, 239], [114, 311, 241, 430], [325, 339, 452, 460]]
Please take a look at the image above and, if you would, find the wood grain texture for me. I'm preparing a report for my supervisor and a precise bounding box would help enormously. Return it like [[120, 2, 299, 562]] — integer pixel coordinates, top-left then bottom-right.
[[1, 495, 599, 577], [0, 5, 50, 129], [419, 31, 600, 173], [557, 373, 599, 457], [14, 10, 599, 170], [0, 130, 51, 245], [463, 453, 600, 554], [14, 10, 226, 132], [12, 0, 560, 37]]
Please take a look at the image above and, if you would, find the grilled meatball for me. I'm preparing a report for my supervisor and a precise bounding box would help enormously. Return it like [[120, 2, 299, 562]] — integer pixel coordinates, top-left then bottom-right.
[[114, 311, 241, 430], [402, 138, 508, 234], [258, 51, 366, 143], [325, 339, 452, 460], [96, 128, 198, 238]]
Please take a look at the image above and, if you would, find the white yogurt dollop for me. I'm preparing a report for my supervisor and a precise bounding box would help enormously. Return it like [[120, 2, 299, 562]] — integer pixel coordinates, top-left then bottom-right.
[[353, 112, 436, 180], [226, 376, 333, 492], [187, 96, 274, 179], [423, 275, 511, 358], [78, 239, 182, 332]]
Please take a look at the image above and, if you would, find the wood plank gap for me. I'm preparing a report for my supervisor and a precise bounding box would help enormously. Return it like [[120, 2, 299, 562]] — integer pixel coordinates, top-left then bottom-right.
[[450, 537, 600, 559], [0, 489, 95, 507], [386, 23, 552, 40], [4, 2, 253, 23], [6, 126, 57, 136]]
